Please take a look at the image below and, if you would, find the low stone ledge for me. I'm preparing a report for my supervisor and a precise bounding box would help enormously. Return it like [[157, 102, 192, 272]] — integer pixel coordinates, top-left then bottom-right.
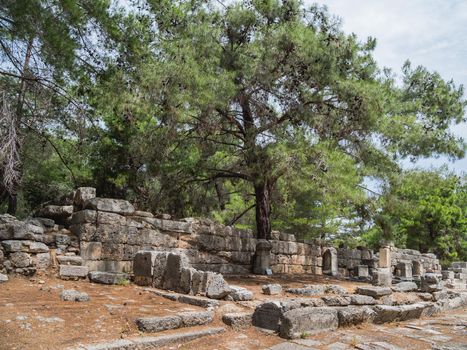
[[88, 271, 129, 285], [136, 311, 213, 332], [67, 327, 225, 350], [356, 286, 392, 298]]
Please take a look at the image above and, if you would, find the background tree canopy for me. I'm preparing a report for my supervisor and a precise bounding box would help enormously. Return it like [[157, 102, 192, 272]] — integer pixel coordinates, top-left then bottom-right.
[[0, 0, 465, 266]]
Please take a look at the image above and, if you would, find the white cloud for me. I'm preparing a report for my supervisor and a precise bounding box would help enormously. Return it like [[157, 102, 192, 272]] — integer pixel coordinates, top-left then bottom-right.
[[308, 0, 467, 173]]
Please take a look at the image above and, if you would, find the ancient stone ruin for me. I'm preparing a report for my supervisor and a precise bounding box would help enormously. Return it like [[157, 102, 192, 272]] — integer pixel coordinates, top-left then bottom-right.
[[0, 187, 466, 348]]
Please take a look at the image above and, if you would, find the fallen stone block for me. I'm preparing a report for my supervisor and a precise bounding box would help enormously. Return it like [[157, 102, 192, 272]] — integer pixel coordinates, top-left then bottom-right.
[[285, 286, 323, 296], [321, 296, 350, 306], [177, 294, 220, 308], [391, 281, 418, 292], [324, 284, 348, 295], [441, 270, 454, 280], [372, 303, 427, 324], [420, 273, 443, 292], [337, 306, 375, 327], [345, 294, 376, 305], [205, 272, 231, 299], [84, 197, 135, 215], [227, 286, 253, 301], [280, 307, 339, 339], [356, 286, 392, 298], [178, 311, 213, 327], [88, 271, 129, 285], [372, 269, 392, 287], [35, 205, 73, 220], [262, 284, 282, 295], [136, 315, 182, 332], [0, 273, 8, 282], [60, 289, 90, 302], [59, 265, 88, 279], [252, 301, 283, 331], [26, 242, 49, 253], [222, 312, 253, 329]]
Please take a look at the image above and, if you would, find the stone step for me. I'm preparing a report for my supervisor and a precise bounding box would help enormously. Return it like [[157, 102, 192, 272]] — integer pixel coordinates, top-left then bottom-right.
[[148, 288, 220, 308], [66, 327, 225, 350], [136, 311, 213, 332]]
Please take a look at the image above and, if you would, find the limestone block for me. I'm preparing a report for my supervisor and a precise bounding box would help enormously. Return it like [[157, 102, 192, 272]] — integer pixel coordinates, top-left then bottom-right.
[[162, 252, 190, 291], [205, 272, 231, 299], [253, 240, 272, 275], [84, 197, 135, 215], [180, 267, 196, 294], [9, 222, 38, 240], [337, 306, 375, 327], [321, 296, 350, 306], [361, 249, 373, 260], [26, 242, 49, 253], [280, 307, 339, 339], [55, 234, 71, 246], [222, 312, 253, 329], [0, 273, 8, 282], [84, 260, 132, 273], [396, 262, 412, 278], [35, 205, 73, 220], [420, 273, 443, 292], [391, 281, 418, 292], [68, 224, 90, 241], [372, 268, 392, 287], [345, 295, 376, 305], [1, 240, 30, 252], [136, 315, 182, 332], [142, 217, 193, 234], [34, 252, 51, 269], [356, 286, 392, 298], [252, 301, 283, 331], [60, 289, 90, 302], [178, 311, 213, 327], [227, 286, 253, 301], [80, 242, 102, 260], [73, 187, 96, 209], [88, 271, 129, 285], [59, 265, 88, 278], [101, 243, 125, 260], [379, 247, 391, 268], [356, 265, 369, 278], [57, 255, 83, 266], [452, 262, 467, 269], [262, 284, 282, 295], [11, 252, 31, 268]]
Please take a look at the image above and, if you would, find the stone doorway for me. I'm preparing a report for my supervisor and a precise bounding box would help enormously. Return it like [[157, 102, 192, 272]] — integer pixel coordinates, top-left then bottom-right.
[[322, 248, 337, 276]]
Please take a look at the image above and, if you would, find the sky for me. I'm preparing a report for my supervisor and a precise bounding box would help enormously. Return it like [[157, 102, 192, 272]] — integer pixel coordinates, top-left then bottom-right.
[[309, 0, 467, 174]]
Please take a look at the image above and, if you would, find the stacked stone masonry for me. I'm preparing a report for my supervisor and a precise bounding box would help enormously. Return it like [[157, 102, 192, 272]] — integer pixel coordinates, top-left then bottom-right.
[[0, 187, 456, 282]]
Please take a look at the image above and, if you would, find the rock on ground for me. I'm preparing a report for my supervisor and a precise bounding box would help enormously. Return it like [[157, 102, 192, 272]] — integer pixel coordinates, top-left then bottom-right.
[[222, 312, 253, 329], [356, 286, 392, 298], [60, 289, 90, 302], [280, 307, 339, 339], [262, 284, 282, 295]]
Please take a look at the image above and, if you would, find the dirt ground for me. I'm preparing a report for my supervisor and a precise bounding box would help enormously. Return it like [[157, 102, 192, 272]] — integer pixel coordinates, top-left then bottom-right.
[[0, 274, 465, 350]]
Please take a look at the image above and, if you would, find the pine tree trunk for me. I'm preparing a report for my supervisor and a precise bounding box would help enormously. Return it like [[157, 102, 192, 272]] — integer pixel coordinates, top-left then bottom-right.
[[254, 183, 271, 240]]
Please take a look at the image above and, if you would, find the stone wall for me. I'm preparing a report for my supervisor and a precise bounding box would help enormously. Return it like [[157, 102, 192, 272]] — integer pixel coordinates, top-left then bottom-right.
[[0, 187, 445, 280]]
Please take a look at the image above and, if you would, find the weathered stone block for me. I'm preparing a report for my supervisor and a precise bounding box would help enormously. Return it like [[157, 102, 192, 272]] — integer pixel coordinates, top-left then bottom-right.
[[35, 205, 73, 220], [163, 252, 190, 292], [227, 286, 253, 301], [337, 306, 375, 327], [280, 307, 339, 339], [60, 289, 89, 302], [355, 265, 369, 278], [89, 271, 129, 285], [57, 255, 83, 266], [345, 294, 376, 305], [179, 311, 213, 327], [27, 242, 49, 253], [372, 268, 392, 287], [85, 260, 132, 273], [391, 281, 418, 292], [356, 286, 392, 298], [1, 240, 27, 252], [34, 252, 51, 269], [136, 315, 182, 332], [73, 187, 96, 209], [262, 284, 282, 295], [11, 252, 31, 268], [252, 301, 283, 331], [80, 242, 102, 260], [222, 312, 252, 329], [379, 247, 391, 268], [205, 272, 231, 299], [321, 296, 350, 306], [253, 240, 272, 275], [84, 197, 135, 215], [59, 265, 88, 278]]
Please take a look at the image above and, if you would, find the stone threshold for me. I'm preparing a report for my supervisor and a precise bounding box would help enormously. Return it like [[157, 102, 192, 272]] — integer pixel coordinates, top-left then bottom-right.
[[67, 327, 225, 350]]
